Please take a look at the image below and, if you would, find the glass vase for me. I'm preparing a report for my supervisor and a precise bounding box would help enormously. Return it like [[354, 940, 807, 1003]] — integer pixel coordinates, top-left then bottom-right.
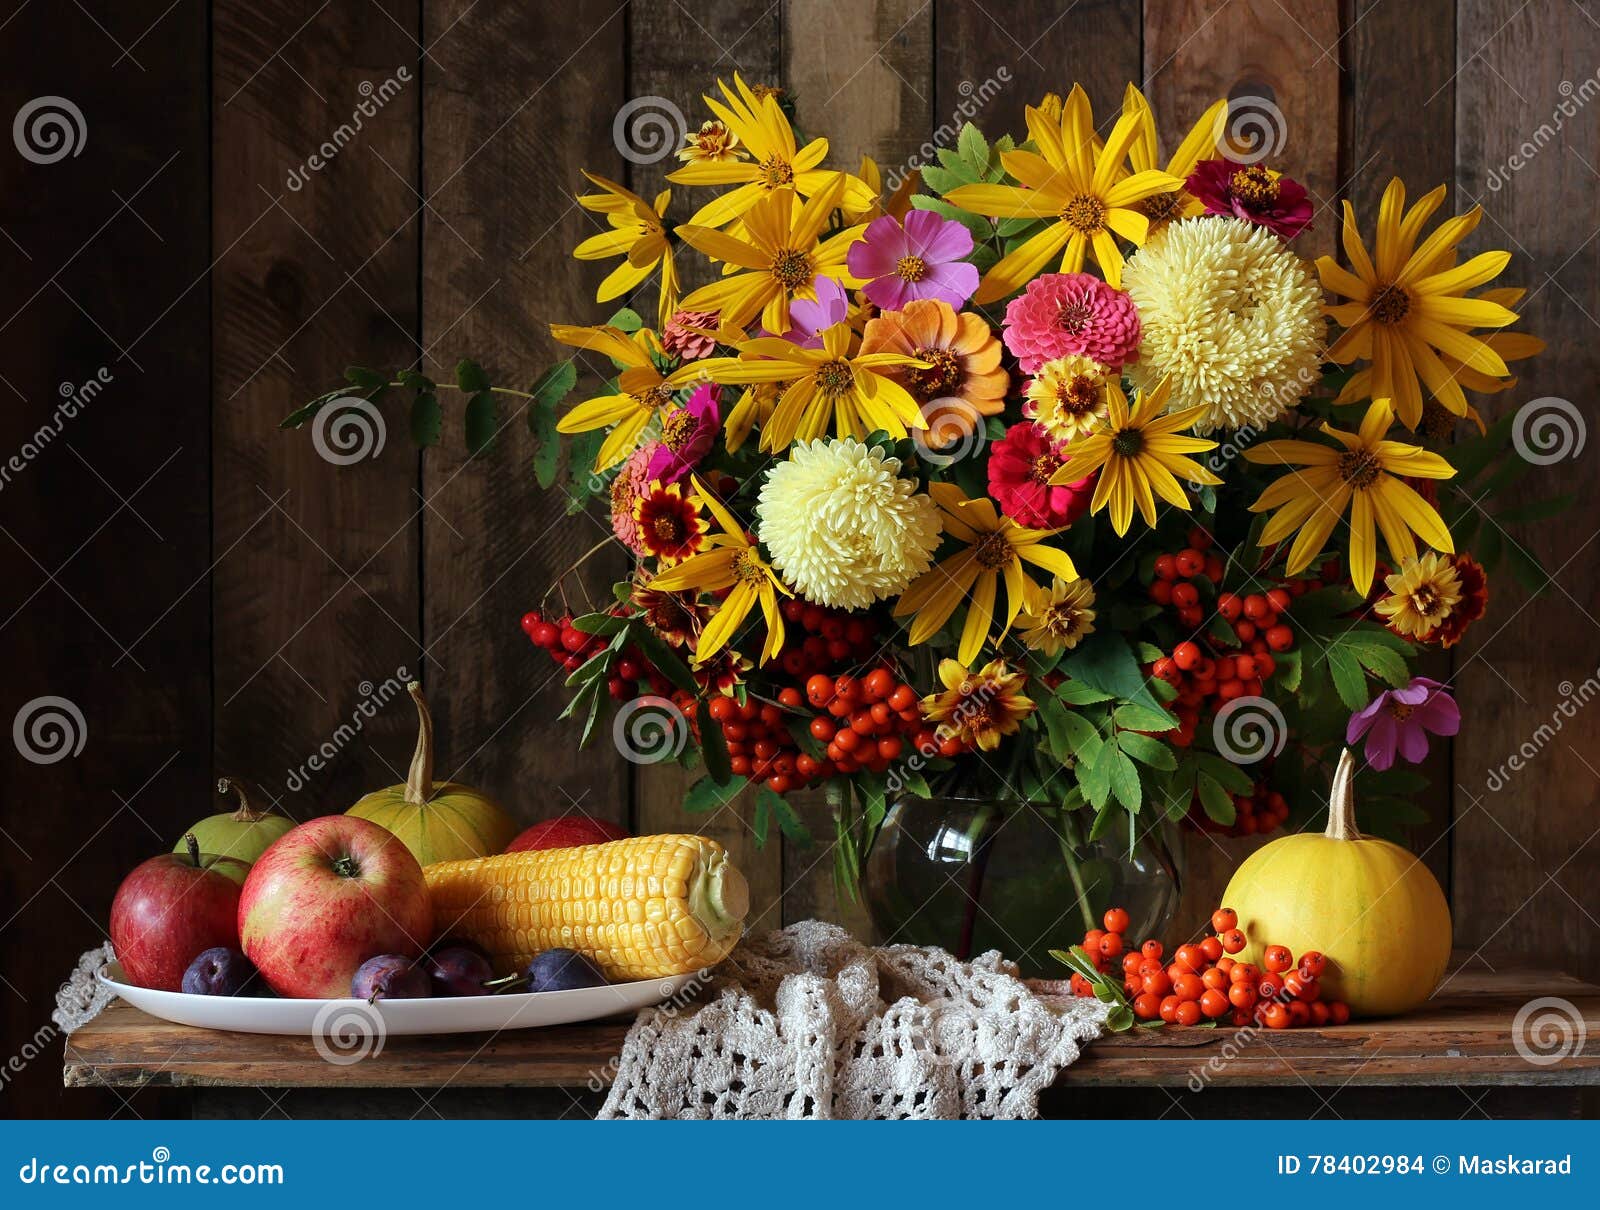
[[863, 795, 1184, 977]]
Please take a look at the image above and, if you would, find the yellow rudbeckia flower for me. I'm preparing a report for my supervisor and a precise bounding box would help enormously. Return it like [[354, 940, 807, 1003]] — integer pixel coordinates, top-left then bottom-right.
[[692, 322, 927, 452], [920, 658, 1036, 752], [572, 173, 679, 328], [945, 85, 1185, 298], [1244, 398, 1456, 595], [549, 324, 699, 471], [1120, 85, 1229, 234], [893, 483, 1077, 665], [675, 178, 864, 334], [1319, 178, 1519, 427], [1048, 378, 1221, 535], [666, 74, 875, 228], [647, 476, 789, 667]]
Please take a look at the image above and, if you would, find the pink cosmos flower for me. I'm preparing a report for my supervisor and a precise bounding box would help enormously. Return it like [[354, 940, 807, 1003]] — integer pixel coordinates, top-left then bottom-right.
[[1346, 677, 1460, 771], [1002, 273, 1141, 374], [610, 444, 657, 555], [766, 275, 850, 348], [661, 309, 720, 360], [1186, 158, 1314, 240], [847, 211, 979, 311], [646, 383, 721, 484], [986, 423, 1096, 530]]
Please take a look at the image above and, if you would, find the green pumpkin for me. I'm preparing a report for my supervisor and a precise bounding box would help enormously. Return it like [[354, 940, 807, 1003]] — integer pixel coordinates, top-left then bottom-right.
[[176, 778, 295, 866], [348, 681, 517, 866]]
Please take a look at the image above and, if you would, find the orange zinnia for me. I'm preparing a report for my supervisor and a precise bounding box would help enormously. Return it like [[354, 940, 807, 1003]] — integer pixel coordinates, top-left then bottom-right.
[[859, 299, 1007, 449]]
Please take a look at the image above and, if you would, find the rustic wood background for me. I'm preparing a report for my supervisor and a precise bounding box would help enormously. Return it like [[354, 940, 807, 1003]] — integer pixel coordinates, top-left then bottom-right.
[[2, 0, 1596, 1118]]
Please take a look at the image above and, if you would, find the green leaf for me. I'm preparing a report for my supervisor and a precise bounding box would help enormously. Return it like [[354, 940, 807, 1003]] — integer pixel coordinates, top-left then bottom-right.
[[1056, 680, 1115, 706], [697, 697, 732, 785], [455, 358, 491, 393], [1113, 702, 1178, 734], [1195, 773, 1236, 824], [957, 122, 990, 174], [1107, 747, 1141, 812], [345, 365, 388, 391], [752, 793, 772, 845], [396, 369, 434, 391], [1276, 647, 1304, 693], [1060, 631, 1158, 708], [684, 774, 745, 814], [1193, 752, 1255, 795], [1326, 645, 1370, 711], [1077, 739, 1111, 808], [527, 361, 577, 489], [1039, 694, 1102, 764], [607, 307, 644, 332], [409, 391, 442, 447], [571, 612, 626, 636], [758, 787, 813, 846], [626, 624, 698, 694], [1117, 730, 1177, 771], [464, 390, 498, 455], [1345, 639, 1410, 688]]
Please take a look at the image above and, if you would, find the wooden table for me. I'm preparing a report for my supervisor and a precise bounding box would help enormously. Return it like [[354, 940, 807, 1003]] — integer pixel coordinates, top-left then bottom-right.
[[64, 967, 1600, 1118]]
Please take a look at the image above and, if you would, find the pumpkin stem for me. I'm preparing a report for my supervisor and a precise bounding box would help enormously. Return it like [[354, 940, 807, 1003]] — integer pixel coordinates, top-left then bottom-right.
[[404, 681, 435, 806], [217, 776, 268, 823], [1325, 748, 1362, 841]]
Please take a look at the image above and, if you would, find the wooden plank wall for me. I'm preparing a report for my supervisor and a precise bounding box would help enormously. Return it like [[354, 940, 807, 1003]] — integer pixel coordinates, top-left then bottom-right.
[[4, 0, 1598, 1118]]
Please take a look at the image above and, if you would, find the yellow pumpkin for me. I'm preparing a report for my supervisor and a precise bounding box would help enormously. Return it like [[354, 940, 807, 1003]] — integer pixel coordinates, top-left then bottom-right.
[[1221, 748, 1451, 1018], [348, 682, 517, 865]]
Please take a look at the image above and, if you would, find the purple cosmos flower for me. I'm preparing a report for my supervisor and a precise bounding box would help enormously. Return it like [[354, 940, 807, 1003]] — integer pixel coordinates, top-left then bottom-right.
[[646, 383, 721, 484], [1186, 158, 1314, 240], [765, 275, 850, 348], [847, 211, 979, 311], [1346, 676, 1460, 771]]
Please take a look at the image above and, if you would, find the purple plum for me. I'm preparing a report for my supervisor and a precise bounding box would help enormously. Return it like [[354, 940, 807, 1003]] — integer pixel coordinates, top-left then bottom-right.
[[181, 947, 258, 996], [526, 948, 607, 992], [425, 945, 494, 997], [351, 954, 431, 1003]]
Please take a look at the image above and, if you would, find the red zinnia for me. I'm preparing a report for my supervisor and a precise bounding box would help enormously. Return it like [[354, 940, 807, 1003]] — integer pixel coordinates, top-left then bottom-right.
[[1430, 553, 1488, 648], [987, 423, 1095, 530], [633, 483, 708, 565], [1186, 159, 1314, 241]]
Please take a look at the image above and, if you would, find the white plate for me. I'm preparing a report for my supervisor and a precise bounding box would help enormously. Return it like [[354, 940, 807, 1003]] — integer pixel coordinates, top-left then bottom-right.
[[98, 961, 694, 1037]]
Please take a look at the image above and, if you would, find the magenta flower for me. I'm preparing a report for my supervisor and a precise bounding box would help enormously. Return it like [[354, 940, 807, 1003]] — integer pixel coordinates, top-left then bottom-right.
[[766, 275, 850, 348], [1186, 159, 1314, 240], [847, 211, 979, 311], [1346, 677, 1460, 771], [986, 423, 1096, 530], [646, 383, 721, 484], [1002, 273, 1142, 374]]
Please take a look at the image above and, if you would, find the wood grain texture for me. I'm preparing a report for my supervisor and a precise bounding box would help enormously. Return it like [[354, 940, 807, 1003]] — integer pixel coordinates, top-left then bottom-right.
[[1343, 0, 1457, 890], [64, 965, 1600, 1090], [1451, 0, 1600, 981], [419, 3, 629, 831], [0, 0, 210, 1120], [1144, 0, 1341, 931], [212, 1, 422, 822], [627, 1, 787, 926], [1145, 0, 1340, 259]]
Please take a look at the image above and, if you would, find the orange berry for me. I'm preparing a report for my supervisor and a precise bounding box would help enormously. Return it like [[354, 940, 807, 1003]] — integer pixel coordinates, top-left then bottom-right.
[[1098, 932, 1124, 958], [1199, 935, 1224, 963], [1263, 945, 1293, 973], [1133, 992, 1163, 1020], [1309, 1001, 1331, 1027], [1257, 974, 1283, 1001], [1229, 962, 1258, 985], [1219, 928, 1247, 954], [1175, 1000, 1202, 1027], [1174, 974, 1205, 1001], [1211, 907, 1238, 933], [1141, 939, 1164, 961], [1083, 928, 1105, 951], [888, 685, 917, 713], [1228, 982, 1257, 1010], [1142, 970, 1172, 997], [1288, 1001, 1311, 1027], [1103, 907, 1130, 934], [1174, 944, 1206, 973], [1202, 967, 1228, 992], [863, 668, 895, 700], [1122, 952, 1144, 976], [1262, 1002, 1291, 1029], [1298, 950, 1327, 978], [1199, 989, 1230, 1018], [1159, 995, 1181, 1023], [1328, 1001, 1351, 1025]]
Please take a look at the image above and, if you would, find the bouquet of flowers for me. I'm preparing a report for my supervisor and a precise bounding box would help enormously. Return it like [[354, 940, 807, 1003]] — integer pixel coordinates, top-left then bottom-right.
[[288, 76, 1562, 896]]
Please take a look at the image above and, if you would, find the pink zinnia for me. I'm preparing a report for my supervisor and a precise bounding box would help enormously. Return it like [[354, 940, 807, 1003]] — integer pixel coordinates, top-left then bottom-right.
[[661, 309, 719, 360], [610, 444, 657, 555], [646, 383, 720, 484], [1186, 159, 1314, 240], [1002, 273, 1141, 374], [986, 423, 1096, 530], [1346, 677, 1460, 771], [847, 211, 979, 311]]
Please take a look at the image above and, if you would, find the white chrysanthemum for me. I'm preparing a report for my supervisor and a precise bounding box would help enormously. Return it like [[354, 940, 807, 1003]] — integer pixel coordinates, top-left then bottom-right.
[[756, 438, 942, 610], [1123, 217, 1325, 434]]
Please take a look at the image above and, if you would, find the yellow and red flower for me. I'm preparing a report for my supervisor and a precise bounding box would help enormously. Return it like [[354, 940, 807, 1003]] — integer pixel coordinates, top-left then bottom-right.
[[920, 658, 1036, 752], [634, 483, 709, 565]]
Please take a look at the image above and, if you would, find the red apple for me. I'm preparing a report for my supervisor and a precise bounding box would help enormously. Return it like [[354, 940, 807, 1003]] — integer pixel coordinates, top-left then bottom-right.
[[505, 815, 629, 853], [110, 836, 249, 992], [239, 815, 432, 998]]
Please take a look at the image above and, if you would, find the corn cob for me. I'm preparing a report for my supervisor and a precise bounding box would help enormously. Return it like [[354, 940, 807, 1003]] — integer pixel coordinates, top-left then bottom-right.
[[423, 834, 749, 981]]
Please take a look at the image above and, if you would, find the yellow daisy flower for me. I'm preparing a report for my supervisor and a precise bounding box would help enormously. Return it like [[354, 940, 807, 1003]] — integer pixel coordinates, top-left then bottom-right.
[[677, 119, 744, 164], [1375, 552, 1463, 640], [675, 178, 864, 334], [1017, 577, 1097, 655], [549, 324, 699, 471], [646, 476, 789, 667], [1319, 178, 1519, 427], [1024, 354, 1112, 442], [1048, 378, 1221, 536], [692, 322, 927, 452], [1120, 85, 1229, 234], [893, 483, 1077, 665], [920, 658, 1036, 753], [572, 173, 679, 329], [1244, 398, 1456, 595], [945, 85, 1185, 298], [666, 74, 874, 228]]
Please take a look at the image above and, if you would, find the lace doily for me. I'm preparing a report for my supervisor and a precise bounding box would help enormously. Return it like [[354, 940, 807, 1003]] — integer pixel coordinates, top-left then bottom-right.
[[600, 920, 1108, 1120], [55, 943, 117, 1034]]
